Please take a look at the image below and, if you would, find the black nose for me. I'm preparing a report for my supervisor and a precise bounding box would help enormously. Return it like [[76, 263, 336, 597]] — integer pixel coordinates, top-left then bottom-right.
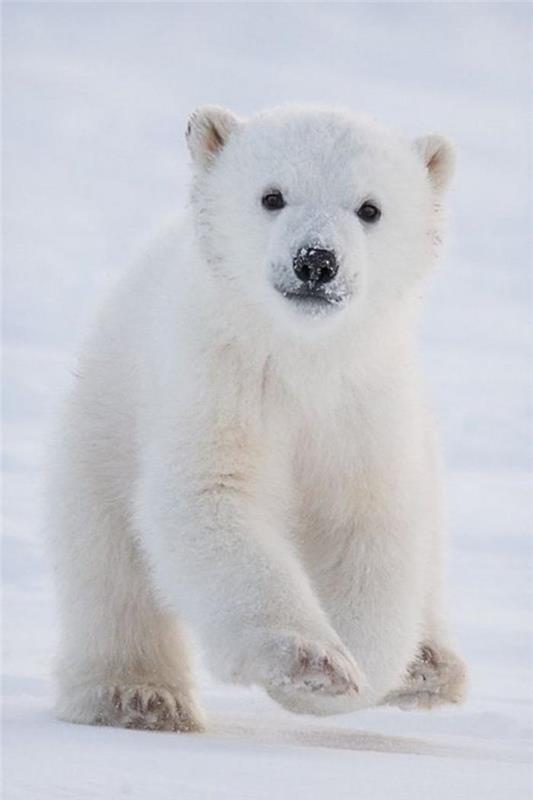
[[293, 247, 338, 285]]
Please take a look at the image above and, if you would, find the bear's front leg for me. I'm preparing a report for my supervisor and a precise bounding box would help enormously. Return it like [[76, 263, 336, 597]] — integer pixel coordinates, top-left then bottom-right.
[[134, 417, 366, 712]]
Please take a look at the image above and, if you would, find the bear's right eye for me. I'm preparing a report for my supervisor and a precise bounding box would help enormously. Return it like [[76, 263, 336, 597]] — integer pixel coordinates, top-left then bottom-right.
[[262, 190, 286, 211]]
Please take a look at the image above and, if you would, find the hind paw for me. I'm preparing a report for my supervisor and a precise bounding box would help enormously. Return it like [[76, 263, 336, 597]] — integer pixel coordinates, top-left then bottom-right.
[[383, 643, 468, 710]]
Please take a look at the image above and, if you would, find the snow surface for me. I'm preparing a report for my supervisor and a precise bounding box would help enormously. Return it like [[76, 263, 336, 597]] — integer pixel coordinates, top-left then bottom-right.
[[2, 3, 532, 798]]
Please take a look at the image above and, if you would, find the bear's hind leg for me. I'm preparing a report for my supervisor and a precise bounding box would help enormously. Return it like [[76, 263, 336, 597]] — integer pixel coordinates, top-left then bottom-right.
[[382, 642, 467, 710], [382, 571, 467, 710]]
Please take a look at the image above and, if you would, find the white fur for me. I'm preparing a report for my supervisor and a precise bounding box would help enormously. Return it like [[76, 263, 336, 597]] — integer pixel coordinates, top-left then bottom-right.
[[50, 105, 466, 731]]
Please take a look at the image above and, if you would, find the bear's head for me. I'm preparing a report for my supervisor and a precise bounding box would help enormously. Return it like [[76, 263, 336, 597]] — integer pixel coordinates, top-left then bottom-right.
[[186, 105, 454, 333]]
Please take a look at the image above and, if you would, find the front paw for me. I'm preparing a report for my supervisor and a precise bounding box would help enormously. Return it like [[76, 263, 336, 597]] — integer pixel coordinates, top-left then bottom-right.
[[268, 632, 365, 696], [57, 683, 205, 732], [232, 629, 367, 701]]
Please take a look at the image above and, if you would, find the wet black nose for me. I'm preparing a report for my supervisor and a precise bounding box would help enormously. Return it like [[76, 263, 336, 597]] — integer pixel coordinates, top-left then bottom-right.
[[293, 247, 338, 285]]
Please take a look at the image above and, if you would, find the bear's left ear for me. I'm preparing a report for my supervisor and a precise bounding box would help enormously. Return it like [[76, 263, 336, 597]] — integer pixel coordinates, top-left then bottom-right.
[[186, 106, 242, 168], [413, 135, 455, 193]]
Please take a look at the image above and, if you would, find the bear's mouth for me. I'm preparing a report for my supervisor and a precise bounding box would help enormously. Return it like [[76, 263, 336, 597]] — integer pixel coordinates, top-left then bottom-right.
[[276, 286, 345, 314]]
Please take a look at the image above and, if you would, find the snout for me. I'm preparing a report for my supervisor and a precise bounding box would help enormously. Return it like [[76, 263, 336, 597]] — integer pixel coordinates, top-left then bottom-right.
[[271, 242, 353, 318], [293, 247, 338, 286]]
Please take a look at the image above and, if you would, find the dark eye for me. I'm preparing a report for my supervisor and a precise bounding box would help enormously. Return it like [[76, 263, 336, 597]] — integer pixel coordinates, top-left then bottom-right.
[[262, 190, 285, 211], [357, 202, 381, 223]]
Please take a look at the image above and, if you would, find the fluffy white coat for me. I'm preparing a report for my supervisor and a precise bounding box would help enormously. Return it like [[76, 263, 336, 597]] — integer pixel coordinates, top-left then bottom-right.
[[50, 106, 467, 731]]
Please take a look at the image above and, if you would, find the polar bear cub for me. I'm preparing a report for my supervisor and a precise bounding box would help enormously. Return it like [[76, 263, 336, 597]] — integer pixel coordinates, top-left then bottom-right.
[[51, 105, 467, 732]]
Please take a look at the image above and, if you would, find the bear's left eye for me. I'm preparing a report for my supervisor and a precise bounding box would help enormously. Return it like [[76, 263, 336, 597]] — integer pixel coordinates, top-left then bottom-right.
[[357, 202, 381, 224], [262, 190, 286, 211]]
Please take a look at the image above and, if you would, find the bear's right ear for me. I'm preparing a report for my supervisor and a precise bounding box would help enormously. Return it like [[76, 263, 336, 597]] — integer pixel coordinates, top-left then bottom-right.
[[186, 106, 242, 168]]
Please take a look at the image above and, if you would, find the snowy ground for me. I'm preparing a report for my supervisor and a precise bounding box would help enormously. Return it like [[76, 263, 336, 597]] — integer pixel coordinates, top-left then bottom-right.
[[2, 3, 532, 798]]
